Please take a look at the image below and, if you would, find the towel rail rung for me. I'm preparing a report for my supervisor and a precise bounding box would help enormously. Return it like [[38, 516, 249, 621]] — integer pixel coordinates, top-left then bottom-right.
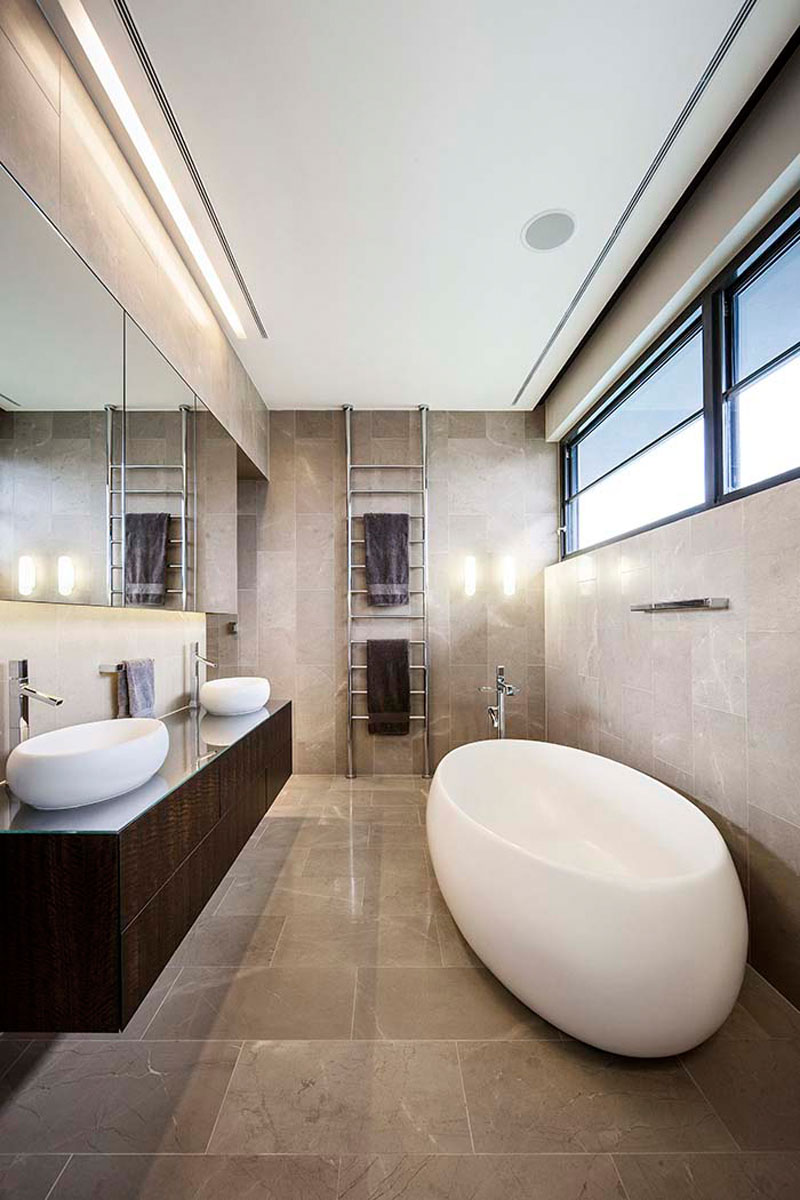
[[351, 715, 426, 721]]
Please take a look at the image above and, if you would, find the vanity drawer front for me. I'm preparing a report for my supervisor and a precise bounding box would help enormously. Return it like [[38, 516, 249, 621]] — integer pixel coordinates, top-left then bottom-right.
[[120, 766, 221, 926]]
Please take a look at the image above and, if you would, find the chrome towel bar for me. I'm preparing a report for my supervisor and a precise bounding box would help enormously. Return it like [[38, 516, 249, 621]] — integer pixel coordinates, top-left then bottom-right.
[[630, 597, 730, 613]]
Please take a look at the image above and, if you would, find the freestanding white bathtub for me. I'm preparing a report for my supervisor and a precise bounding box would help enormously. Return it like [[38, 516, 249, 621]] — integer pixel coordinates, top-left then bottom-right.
[[427, 739, 748, 1057]]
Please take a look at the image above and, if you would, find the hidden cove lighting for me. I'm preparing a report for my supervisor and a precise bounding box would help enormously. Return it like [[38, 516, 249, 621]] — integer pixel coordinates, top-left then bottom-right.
[[57, 0, 246, 340]]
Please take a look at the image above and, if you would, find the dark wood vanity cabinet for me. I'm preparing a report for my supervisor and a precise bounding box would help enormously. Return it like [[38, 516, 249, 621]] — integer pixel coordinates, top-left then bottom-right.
[[0, 702, 292, 1032]]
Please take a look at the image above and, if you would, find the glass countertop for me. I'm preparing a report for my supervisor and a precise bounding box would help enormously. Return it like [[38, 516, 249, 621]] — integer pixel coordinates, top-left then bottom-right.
[[0, 701, 289, 835]]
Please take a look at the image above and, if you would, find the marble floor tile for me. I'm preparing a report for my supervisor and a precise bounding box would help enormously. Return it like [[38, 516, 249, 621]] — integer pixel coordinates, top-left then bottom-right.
[[0, 1040, 241, 1153], [51, 1153, 338, 1200], [353, 967, 561, 1040], [144, 966, 355, 1040], [435, 910, 481, 966], [271, 913, 442, 967], [216, 871, 366, 918], [169, 914, 286, 967], [338, 1154, 624, 1199], [260, 820, 372, 850], [0, 1154, 69, 1200], [614, 1151, 800, 1199], [458, 1040, 736, 1153], [367, 824, 429, 846], [208, 1040, 472, 1155], [682, 1037, 800, 1149], [302, 845, 430, 877], [734, 967, 800, 1038], [361, 872, 448, 917]]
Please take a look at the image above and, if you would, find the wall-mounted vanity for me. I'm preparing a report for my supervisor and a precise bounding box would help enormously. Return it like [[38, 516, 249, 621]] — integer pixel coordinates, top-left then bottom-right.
[[0, 702, 291, 1032]]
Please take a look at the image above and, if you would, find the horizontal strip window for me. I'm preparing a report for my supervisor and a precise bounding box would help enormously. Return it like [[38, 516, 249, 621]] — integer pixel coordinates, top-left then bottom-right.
[[560, 187, 800, 556]]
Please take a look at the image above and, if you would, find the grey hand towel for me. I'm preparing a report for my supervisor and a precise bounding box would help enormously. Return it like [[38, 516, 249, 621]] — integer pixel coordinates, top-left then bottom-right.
[[364, 512, 409, 606], [117, 658, 156, 718], [366, 638, 410, 735], [125, 512, 170, 606]]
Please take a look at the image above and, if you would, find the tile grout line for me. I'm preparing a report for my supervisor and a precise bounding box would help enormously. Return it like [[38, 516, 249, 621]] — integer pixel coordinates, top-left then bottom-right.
[[268, 916, 289, 966], [202, 1041, 245, 1154], [349, 969, 359, 1040], [454, 1040, 476, 1155], [678, 1056, 743, 1152], [42, 1152, 73, 1200], [138, 967, 184, 1040], [609, 1154, 633, 1200]]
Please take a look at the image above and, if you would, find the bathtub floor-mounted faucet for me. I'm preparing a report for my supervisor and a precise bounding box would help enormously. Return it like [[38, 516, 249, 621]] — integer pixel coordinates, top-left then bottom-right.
[[479, 665, 519, 739], [9, 659, 64, 749]]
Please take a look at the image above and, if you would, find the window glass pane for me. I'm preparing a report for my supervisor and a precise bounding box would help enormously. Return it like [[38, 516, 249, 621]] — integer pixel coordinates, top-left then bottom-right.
[[576, 328, 703, 491], [734, 236, 800, 381], [570, 416, 704, 550], [726, 351, 800, 490]]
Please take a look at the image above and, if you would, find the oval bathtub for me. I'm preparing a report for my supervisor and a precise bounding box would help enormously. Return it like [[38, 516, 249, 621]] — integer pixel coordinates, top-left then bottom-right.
[[427, 739, 747, 1057]]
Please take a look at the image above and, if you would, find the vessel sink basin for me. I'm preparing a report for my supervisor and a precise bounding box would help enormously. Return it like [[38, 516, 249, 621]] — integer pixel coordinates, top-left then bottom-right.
[[199, 676, 270, 716], [6, 718, 169, 810]]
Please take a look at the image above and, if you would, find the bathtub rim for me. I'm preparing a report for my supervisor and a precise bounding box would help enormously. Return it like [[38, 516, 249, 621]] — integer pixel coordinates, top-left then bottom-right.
[[429, 739, 733, 892]]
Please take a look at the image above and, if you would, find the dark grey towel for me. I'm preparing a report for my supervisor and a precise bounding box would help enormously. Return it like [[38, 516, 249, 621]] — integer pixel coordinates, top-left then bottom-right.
[[117, 658, 155, 718], [125, 512, 170, 606], [364, 512, 409, 606], [366, 639, 410, 735]]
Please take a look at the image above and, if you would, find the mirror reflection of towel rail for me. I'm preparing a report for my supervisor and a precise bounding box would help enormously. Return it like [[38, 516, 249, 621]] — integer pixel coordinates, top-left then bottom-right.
[[630, 597, 729, 613]]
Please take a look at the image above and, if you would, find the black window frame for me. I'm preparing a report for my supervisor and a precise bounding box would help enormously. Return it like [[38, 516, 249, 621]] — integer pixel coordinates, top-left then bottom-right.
[[560, 188, 800, 558]]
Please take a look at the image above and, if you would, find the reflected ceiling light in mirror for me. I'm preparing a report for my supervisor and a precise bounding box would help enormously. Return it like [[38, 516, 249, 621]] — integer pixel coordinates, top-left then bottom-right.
[[57, 555, 76, 597], [521, 210, 575, 252], [18, 556, 36, 596], [464, 555, 477, 598], [57, 0, 246, 340]]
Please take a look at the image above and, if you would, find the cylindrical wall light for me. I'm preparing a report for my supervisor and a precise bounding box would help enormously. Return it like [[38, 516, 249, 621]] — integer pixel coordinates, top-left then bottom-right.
[[463, 555, 477, 597], [57, 555, 75, 597], [502, 555, 516, 597], [18, 555, 36, 596]]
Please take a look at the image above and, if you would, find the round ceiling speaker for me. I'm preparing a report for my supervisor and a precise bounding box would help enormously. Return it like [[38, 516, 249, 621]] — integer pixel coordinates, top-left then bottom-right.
[[521, 210, 576, 251]]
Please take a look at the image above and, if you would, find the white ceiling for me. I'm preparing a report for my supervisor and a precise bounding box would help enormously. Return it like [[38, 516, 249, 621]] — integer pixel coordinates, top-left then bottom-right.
[[50, 1, 800, 409]]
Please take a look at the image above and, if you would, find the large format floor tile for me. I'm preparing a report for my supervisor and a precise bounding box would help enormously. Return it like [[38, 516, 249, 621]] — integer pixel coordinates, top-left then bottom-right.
[[169, 913, 286, 967], [144, 966, 356, 1040], [208, 1040, 472, 1155], [353, 967, 561, 1040], [458, 1039, 736, 1153], [50, 1153, 339, 1200], [337, 1153, 625, 1199], [0, 1154, 69, 1200], [614, 1152, 800, 1199], [271, 912, 442, 967], [0, 1040, 241, 1153], [216, 871, 366, 917]]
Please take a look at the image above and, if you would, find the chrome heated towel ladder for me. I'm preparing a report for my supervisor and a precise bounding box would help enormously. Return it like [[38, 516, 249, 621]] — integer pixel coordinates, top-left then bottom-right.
[[344, 405, 432, 778], [105, 403, 194, 609]]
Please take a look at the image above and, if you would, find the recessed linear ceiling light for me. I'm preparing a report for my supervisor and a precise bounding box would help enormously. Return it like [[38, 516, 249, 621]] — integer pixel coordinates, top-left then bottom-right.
[[521, 210, 576, 252], [57, 0, 246, 340]]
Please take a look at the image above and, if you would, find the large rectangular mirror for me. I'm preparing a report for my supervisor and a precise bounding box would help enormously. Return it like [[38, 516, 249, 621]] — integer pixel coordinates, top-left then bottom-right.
[[0, 167, 242, 613]]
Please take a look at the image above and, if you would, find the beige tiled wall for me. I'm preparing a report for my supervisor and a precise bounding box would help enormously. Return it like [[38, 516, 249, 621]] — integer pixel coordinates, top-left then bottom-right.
[[0, 599, 205, 777], [252, 409, 558, 774], [0, 0, 268, 475], [544, 476, 800, 1008]]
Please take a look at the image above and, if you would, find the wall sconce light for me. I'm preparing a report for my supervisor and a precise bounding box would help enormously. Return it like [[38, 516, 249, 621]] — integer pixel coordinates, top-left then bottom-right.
[[18, 555, 36, 596], [464, 555, 477, 597], [57, 555, 76, 597], [502, 555, 516, 597]]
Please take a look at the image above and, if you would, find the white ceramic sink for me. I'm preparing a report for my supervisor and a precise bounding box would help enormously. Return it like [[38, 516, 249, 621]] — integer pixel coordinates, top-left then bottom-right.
[[199, 676, 270, 716], [6, 718, 169, 810]]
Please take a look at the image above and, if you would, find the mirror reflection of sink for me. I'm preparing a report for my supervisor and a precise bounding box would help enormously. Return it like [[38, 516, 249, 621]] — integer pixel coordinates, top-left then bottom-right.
[[199, 676, 270, 716], [200, 708, 268, 748], [9, 773, 169, 831], [6, 718, 169, 810]]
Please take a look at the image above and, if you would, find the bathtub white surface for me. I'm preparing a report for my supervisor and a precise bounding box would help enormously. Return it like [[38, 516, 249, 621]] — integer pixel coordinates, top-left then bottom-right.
[[427, 739, 748, 1057]]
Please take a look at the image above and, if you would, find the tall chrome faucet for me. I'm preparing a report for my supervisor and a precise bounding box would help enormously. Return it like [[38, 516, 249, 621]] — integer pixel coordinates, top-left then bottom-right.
[[479, 664, 520, 739], [190, 642, 216, 710], [9, 659, 64, 749]]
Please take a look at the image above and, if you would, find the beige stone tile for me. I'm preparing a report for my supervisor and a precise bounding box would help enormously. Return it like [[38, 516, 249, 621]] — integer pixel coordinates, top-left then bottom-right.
[[271, 913, 442, 967], [459, 1040, 735, 1153], [693, 705, 747, 826], [749, 806, 800, 1008], [736, 967, 800, 1038], [208, 1040, 472, 1154], [0, 1040, 240, 1153], [652, 625, 693, 772], [353, 967, 560, 1040], [683, 1036, 800, 1149], [216, 871, 365, 919], [295, 439, 334, 513], [615, 1152, 800, 1200], [362, 871, 448, 918], [435, 910, 481, 966], [0, 1153, 68, 1200], [144, 966, 354, 1040], [691, 615, 746, 715], [168, 914, 286, 967], [339, 1154, 623, 1200], [747, 632, 800, 825], [51, 1154, 338, 1200]]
